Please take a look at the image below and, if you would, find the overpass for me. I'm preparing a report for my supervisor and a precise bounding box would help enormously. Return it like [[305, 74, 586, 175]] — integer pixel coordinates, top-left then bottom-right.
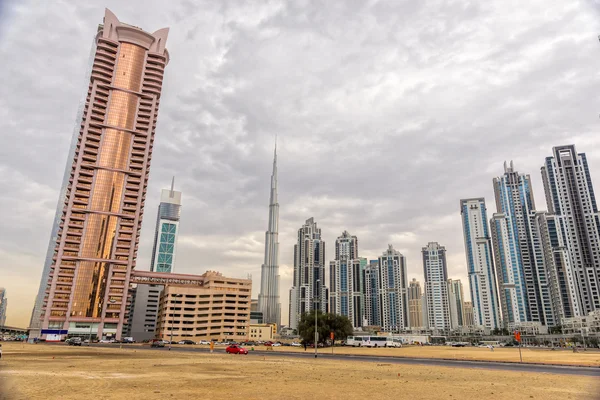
[[1, 325, 28, 335]]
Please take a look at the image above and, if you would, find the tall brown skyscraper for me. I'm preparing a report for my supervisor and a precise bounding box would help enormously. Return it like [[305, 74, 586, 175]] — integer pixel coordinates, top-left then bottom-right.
[[39, 9, 170, 340]]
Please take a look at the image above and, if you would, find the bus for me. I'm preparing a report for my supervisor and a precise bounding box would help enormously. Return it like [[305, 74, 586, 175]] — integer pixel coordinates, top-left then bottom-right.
[[345, 336, 402, 348]]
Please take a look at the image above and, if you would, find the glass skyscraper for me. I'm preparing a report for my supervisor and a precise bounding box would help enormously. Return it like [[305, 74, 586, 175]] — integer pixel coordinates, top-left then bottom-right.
[[288, 218, 328, 330], [490, 161, 554, 326], [257, 145, 281, 328], [541, 145, 600, 316], [150, 179, 182, 273], [363, 245, 409, 332], [37, 9, 170, 341], [460, 198, 501, 329], [329, 231, 363, 329]]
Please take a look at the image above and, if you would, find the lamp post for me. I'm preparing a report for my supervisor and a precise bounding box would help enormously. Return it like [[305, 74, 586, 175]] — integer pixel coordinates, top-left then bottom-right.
[[168, 293, 182, 351], [315, 279, 320, 359]]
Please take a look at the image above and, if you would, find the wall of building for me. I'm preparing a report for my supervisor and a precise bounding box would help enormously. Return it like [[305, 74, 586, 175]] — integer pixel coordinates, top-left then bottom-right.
[[155, 273, 251, 342], [127, 284, 163, 342], [249, 324, 275, 341]]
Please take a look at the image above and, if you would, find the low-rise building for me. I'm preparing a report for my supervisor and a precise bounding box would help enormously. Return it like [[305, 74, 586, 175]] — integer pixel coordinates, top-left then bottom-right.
[[249, 323, 276, 341], [507, 321, 548, 335], [562, 310, 600, 335], [155, 271, 251, 342], [125, 284, 163, 342]]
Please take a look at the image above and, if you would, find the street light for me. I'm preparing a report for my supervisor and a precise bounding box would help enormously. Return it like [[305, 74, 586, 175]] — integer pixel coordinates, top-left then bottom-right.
[[315, 279, 320, 359], [168, 293, 183, 351]]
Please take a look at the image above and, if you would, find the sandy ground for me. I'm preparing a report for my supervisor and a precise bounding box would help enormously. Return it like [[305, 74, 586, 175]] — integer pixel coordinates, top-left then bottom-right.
[[261, 344, 600, 366], [0, 343, 598, 400]]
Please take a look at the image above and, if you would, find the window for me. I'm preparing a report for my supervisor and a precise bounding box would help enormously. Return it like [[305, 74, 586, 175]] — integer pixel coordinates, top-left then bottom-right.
[[156, 222, 177, 272]]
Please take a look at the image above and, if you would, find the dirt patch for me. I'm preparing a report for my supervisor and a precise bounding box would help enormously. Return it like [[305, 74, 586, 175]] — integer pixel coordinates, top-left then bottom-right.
[[0, 343, 598, 400]]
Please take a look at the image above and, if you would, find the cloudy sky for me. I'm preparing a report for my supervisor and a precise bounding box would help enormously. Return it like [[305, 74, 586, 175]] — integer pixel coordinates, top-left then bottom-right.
[[1, 0, 600, 328]]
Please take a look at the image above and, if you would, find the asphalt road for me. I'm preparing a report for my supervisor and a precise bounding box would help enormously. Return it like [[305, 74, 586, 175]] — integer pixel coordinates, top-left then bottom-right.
[[87, 343, 600, 377]]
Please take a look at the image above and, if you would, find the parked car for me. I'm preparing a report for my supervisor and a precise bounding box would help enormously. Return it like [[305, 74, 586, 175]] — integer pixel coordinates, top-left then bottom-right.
[[151, 340, 165, 348], [264, 341, 273, 346], [291, 342, 301, 347], [198, 340, 210, 345], [177, 340, 194, 345], [122, 337, 135, 344], [226, 345, 248, 355], [69, 338, 82, 346], [272, 342, 282, 347], [99, 339, 112, 343]]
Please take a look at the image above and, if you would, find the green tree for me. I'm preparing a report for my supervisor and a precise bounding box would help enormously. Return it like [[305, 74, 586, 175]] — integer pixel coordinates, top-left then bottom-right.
[[297, 311, 353, 345], [325, 313, 354, 346]]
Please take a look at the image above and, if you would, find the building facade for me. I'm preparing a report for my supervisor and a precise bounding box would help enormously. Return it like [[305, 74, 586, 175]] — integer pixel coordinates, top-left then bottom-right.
[[460, 198, 501, 329], [0, 289, 6, 328], [150, 179, 181, 273], [541, 145, 600, 316], [463, 301, 475, 326], [491, 161, 554, 327], [533, 212, 579, 322], [329, 231, 363, 329], [363, 246, 409, 331], [125, 182, 181, 341], [249, 323, 275, 341], [258, 145, 281, 328], [155, 272, 251, 342], [364, 260, 381, 327], [29, 32, 99, 334], [408, 279, 423, 329], [422, 242, 451, 331], [39, 10, 170, 340], [447, 279, 465, 328], [289, 218, 328, 330], [125, 284, 162, 341]]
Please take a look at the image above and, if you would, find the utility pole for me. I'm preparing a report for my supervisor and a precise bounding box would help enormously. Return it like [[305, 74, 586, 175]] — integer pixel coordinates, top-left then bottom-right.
[[168, 293, 182, 351]]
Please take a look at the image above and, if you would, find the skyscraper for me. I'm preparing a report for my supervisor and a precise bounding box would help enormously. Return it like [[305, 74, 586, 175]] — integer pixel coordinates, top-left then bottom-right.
[[258, 145, 281, 328], [38, 9, 170, 340], [460, 198, 501, 329], [364, 260, 381, 327], [126, 181, 181, 341], [363, 245, 409, 331], [329, 231, 363, 328], [408, 278, 423, 329], [0, 288, 6, 328], [490, 162, 554, 326], [289, 218, 328, 330], [541, 145, 600, 316], [533, 212, 579, 321], [448, 279, 465, 328], [422, 242, 451, 331], [150, 178, 182, 273]]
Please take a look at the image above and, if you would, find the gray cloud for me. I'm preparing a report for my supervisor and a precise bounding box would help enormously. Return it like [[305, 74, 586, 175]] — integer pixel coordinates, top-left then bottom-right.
[[1, 0, 600, 327]]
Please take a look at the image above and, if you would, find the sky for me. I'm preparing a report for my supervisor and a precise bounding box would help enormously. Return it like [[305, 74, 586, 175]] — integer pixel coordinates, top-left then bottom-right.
[[1, 0, 600, 328]]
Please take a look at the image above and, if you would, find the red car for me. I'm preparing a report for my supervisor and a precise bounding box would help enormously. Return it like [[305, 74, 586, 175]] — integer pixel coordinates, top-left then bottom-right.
[[226, 345, 248, 355]]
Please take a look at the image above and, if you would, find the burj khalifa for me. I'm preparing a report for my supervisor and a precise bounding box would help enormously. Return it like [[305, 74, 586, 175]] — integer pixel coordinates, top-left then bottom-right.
[[258, 143, 281, 328]]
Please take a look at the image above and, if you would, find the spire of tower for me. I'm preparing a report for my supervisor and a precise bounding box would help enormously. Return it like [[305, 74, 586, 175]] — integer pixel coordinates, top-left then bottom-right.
[[270, 138, 278, 205], [170, 176, 175, 198]]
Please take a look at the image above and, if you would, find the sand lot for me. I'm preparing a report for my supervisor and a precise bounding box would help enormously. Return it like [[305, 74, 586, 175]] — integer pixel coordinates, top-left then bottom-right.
[[264, 344, 600, 366], [0, 343, 598, 400]]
